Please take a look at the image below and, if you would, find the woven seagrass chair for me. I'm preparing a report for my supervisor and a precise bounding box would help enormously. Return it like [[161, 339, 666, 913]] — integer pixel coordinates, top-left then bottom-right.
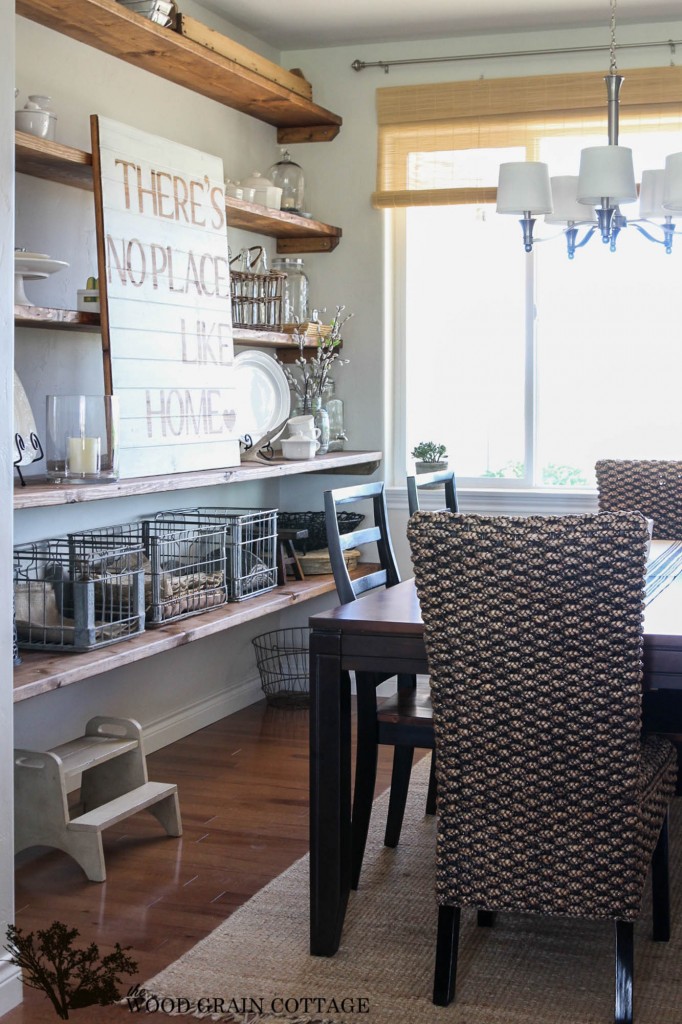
[[595, 459, 682, 539], [406, 468, 459, 516], [324, 482, 435, 890], [407, 510, 677, 1024], [596, 458, 682, 796]]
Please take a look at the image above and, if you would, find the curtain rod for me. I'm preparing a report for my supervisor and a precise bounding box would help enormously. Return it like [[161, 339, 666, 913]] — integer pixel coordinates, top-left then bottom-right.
[[351, 38, 680, 73]]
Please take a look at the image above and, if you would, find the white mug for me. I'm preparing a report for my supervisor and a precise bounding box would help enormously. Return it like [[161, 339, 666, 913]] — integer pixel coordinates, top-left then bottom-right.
[[288, 415, 320, 440]]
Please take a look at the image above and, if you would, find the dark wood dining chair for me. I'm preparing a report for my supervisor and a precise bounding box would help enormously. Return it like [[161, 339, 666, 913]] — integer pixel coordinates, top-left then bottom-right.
[[406, 468, 458, 516], [324, 481, 435, 889], [408, 510, 677, 1023]]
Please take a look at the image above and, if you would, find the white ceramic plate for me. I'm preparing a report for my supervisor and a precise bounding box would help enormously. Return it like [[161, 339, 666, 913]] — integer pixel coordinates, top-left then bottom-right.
[[233, 350, 290, 447], [13, 371, 40, 467]]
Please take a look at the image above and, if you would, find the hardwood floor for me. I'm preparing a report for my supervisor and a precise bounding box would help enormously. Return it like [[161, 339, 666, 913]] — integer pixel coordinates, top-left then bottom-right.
[[4, 698, 408, 1022]]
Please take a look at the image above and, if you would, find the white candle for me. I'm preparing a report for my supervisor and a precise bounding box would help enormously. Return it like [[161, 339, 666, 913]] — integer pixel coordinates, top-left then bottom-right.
[[67, 436, 101, 475]]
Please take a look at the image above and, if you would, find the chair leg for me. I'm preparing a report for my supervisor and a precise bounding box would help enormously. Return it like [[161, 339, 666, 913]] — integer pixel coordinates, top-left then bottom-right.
[[384, 745, 414, 848], [651, 811, 671, 942], [477, 910, 496, 927], [425, 752, 437, 815], [433, 905, 461, 1007], [614, 920, 634, 1024], [351, 675, 380, 890]]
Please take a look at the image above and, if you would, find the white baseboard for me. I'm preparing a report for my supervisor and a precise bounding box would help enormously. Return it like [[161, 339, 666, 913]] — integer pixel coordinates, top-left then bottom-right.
[[0, 959, 23, 1016], [142, 675, 264, 754]]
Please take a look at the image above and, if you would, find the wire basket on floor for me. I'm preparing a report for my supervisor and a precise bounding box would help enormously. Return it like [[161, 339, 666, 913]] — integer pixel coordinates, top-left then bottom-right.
[[276, 511, 364, 554], [252, 627, 309, 708]]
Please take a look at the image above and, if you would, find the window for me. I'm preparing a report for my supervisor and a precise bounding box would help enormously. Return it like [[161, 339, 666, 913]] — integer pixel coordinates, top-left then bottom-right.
[[376, 68, 682, 489]]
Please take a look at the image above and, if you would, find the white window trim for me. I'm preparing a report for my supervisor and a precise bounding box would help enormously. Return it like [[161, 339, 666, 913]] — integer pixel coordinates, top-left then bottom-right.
[[387, 485, 599, 517]]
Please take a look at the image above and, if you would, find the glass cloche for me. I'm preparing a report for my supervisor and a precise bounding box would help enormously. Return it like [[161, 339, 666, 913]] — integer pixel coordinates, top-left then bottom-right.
[[268, 148, 305, 213]]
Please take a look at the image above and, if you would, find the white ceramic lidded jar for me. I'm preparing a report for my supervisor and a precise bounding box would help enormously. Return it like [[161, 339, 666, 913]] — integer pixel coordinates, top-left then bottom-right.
[[268, 148, 305, 213], [15, 94, 57, 141], [240, 171, 282, 210]]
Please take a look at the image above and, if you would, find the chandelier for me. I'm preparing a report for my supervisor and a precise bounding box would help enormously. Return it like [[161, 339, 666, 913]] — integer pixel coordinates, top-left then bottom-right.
[[496, 0, 682, 258]]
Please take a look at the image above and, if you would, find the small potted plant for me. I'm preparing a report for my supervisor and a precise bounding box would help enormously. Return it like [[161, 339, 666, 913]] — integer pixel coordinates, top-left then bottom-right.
[[411, 441, 448, 476]]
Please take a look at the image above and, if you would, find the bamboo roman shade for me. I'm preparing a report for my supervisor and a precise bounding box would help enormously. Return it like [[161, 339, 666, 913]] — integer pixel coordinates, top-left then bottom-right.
[[372, 65, 682, 209]]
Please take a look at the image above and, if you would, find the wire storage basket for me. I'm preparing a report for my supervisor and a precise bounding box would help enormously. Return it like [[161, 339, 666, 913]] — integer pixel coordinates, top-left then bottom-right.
[[277, 511, 364, 553], [252, 627, 309, 707], [152, 507, 278, 601], [68, 519, 229, 626], [229, 247, 285, 330], [13, 534, 146, 652]]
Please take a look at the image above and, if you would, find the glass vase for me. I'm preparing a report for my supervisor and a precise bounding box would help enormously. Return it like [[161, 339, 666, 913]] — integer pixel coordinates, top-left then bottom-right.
[[46, 394, 119, 484], [312, 397, 329, 455]]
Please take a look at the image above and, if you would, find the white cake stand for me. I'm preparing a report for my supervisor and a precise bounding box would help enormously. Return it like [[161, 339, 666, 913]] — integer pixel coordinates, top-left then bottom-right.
[[14, 254, 69, 305]]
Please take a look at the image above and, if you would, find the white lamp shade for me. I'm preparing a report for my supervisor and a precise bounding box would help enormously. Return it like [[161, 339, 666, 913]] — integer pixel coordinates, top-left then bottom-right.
[[577, 146, 637, 205], [662, 152, 682, 211], [639, 169, 668, 219], [496, 162, 553, 215], [544, 176, 597, 224]]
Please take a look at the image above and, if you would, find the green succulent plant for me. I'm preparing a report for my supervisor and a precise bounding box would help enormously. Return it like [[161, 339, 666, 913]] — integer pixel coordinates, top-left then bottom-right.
[[411, 441, 448, 464]]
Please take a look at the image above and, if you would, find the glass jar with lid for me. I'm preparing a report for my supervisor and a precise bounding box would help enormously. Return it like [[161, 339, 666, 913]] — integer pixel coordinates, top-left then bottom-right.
[[271, 257, 309, 324], [268, 149, 305, 213]]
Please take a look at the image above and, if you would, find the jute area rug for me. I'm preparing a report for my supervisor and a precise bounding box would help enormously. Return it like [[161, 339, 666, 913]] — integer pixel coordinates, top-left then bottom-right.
[[141, 757, 682, 1024]]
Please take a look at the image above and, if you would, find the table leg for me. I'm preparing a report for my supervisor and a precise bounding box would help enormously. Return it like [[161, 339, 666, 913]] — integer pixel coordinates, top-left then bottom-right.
[[309, 628, 351, 955]]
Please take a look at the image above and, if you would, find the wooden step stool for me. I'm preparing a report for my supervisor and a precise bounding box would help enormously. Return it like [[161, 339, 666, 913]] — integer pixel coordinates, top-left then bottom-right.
[[14, 715, 182, 882]]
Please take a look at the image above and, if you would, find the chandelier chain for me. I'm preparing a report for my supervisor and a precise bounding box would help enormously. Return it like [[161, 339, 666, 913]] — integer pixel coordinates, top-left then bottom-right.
[[609, 0, 618, 74]]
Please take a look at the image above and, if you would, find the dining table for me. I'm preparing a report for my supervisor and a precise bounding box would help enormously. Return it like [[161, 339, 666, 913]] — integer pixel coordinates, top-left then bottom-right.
[[308, 538, 682, 957]]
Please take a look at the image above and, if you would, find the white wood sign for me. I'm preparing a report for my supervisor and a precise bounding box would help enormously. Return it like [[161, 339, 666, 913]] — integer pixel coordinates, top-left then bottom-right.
[[91, 115, 240, 478]]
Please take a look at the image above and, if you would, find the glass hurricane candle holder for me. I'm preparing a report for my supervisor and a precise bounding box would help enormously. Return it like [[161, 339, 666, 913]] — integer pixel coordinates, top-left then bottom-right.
[[46, 394, 119, 484]]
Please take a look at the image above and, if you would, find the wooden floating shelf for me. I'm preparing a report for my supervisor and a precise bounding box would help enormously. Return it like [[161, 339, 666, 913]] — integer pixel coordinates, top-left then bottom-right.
[[13, 451, 383, 509], [15, 133, 342, 253], [226, 197, 341, 253], [16, 0, 342, 141], [14, 304, 100, 331], [15, 131, 93, 189], [14, 308, 312, 354], [13, 566, 377, 703]]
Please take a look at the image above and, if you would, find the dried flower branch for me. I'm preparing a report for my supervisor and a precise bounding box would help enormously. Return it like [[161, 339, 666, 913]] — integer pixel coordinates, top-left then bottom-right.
[[277, 305, 353, 411]]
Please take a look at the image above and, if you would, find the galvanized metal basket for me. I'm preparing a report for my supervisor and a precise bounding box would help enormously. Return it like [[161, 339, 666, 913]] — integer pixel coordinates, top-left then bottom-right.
[[68, 518, 229, 627], [152, 507, 278, 601], [14, 534, 146, 652]]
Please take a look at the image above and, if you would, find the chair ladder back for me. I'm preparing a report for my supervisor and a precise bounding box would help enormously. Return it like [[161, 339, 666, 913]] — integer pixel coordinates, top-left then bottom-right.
[[324, 483, 400, 605], [407, 470, 459, 517]]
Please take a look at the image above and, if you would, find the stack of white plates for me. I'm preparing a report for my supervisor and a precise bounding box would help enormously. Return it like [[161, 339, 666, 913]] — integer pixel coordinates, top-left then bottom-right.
[[116, 0, 178, 28]]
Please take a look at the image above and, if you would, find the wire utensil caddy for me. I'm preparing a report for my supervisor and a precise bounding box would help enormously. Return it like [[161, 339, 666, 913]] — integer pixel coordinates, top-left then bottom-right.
[[13, 534, 146, 652], [229, 246, 284, 330], [152, 507, 278, 601]]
